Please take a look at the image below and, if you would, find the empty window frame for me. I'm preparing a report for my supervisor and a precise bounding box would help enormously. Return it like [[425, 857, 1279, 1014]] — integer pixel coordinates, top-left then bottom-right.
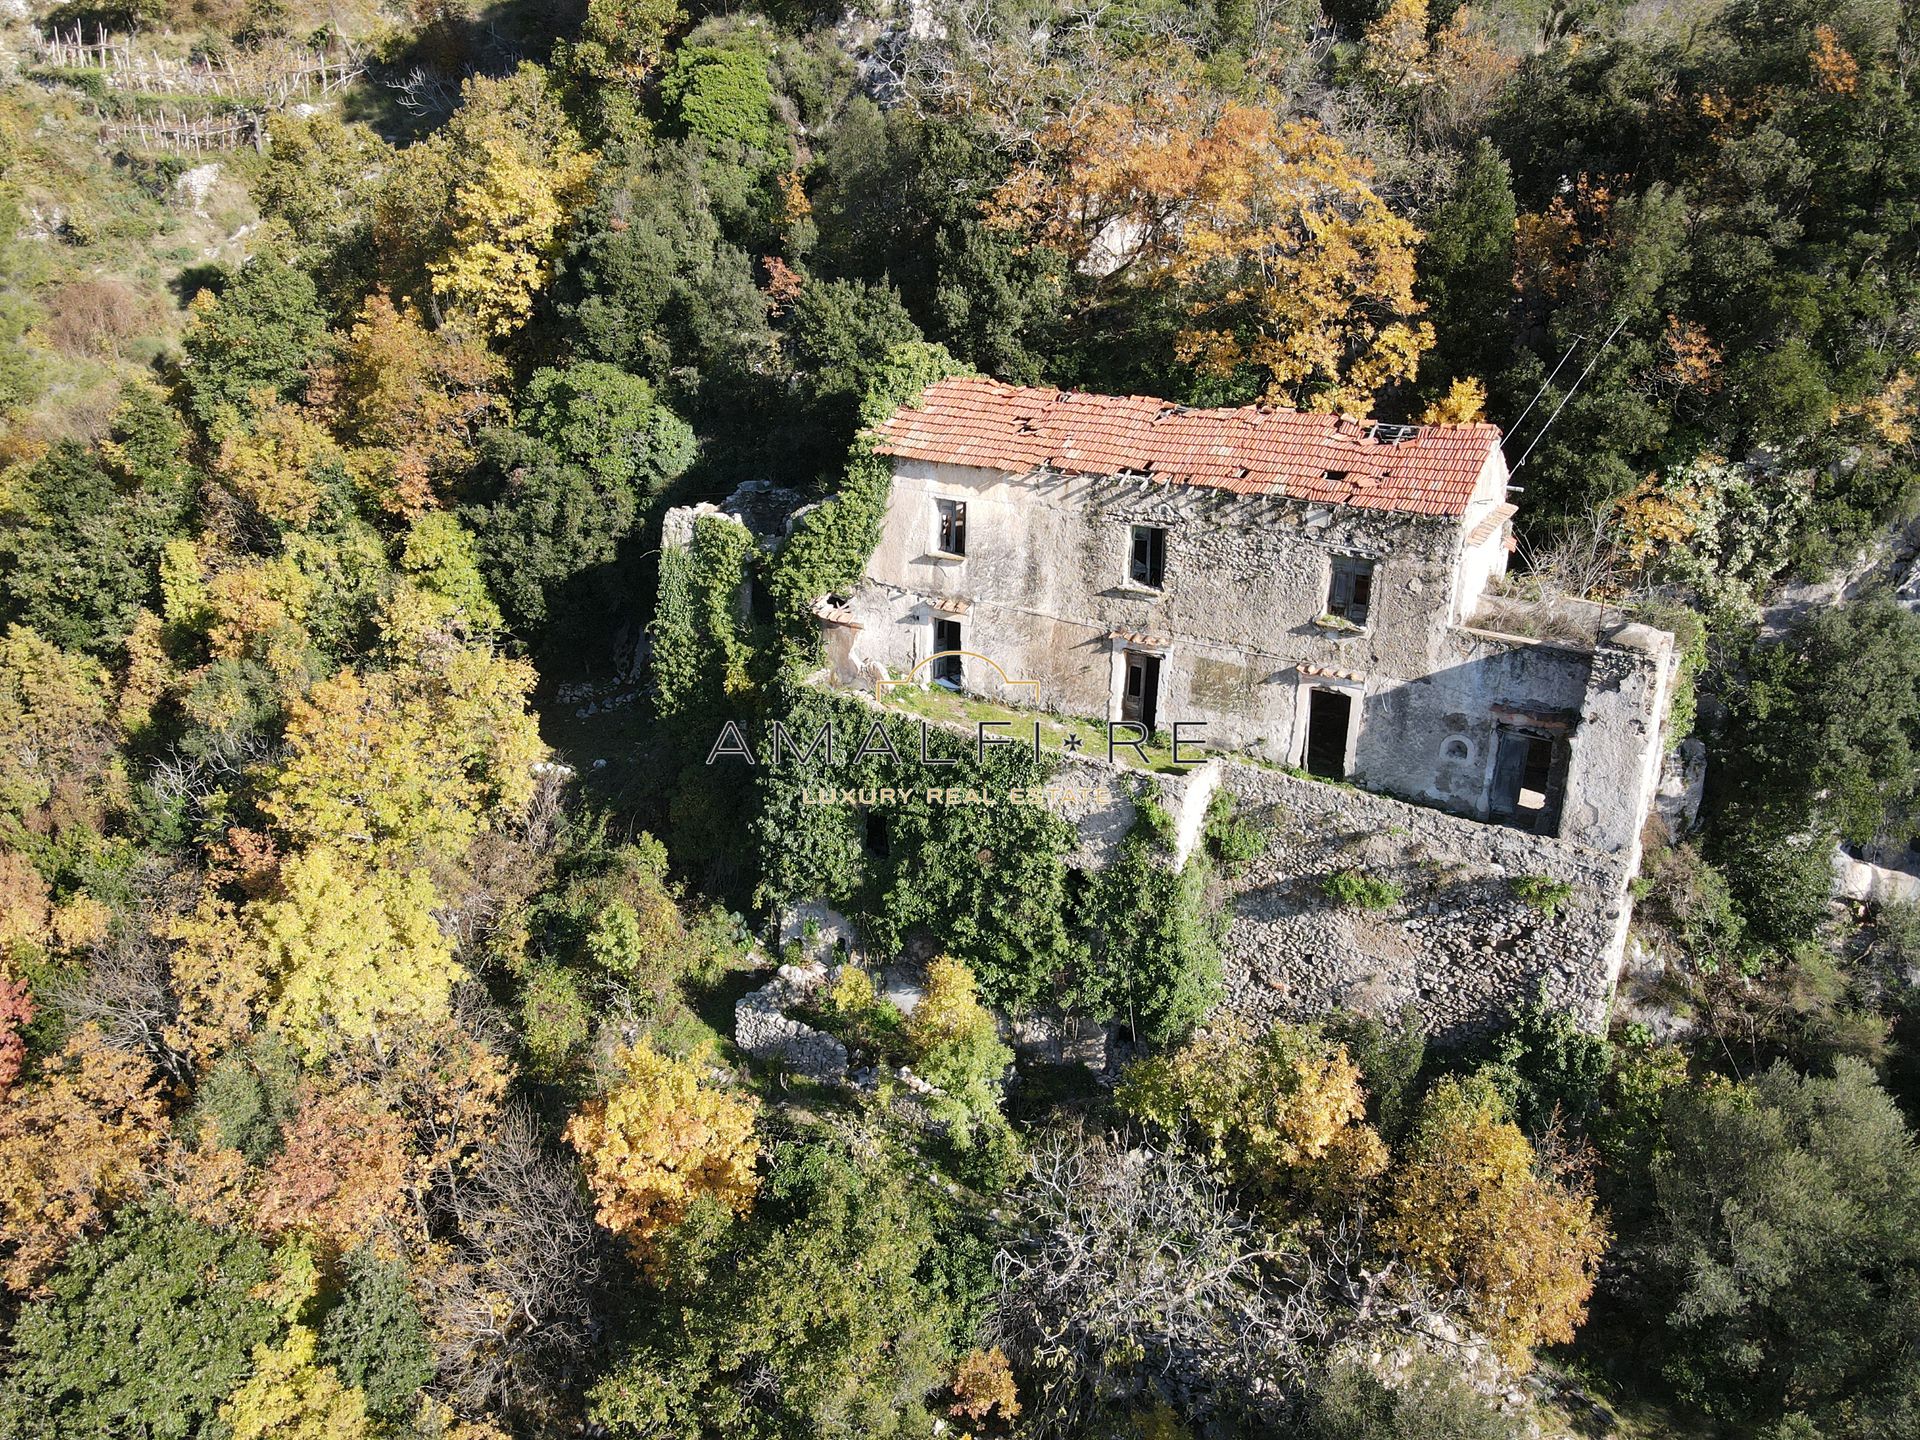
[[1327, 555, 1375, 625], [931, 617, 963, 686], [1489, 725, 1564, 833], [934, 498, 967, 556], [1129, 525, 1166, 588]]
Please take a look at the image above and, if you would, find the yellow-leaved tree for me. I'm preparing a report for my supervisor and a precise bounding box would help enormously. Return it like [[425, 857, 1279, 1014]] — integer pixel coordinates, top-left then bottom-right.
[[565, 1041, 759, 1270], [1117, 1018, 1388, 1208], [251, 848, 466, 1063], [1382, 1076, 1607, 1365], [905, 956, 1014, 1138], [210, 393, 344, 529], [0, 625, 110, 822], [990, 89, 1430, 414], [429, 143, 597, 339], [221, 1324, 372, 1440], [371, 64, 595, 344], [0, 1026, 167, 1293], [262, 650, 542, 868], [327, 292, 506, 517], [1419, 375, 1488, 424]]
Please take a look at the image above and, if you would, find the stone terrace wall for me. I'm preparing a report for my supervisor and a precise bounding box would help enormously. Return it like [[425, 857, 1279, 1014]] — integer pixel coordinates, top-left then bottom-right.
[[1215, 765, 1630, 1043]]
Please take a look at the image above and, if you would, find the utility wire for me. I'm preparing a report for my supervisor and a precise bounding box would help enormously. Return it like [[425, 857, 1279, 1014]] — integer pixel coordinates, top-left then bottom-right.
[[1511, 314, 1630, 474], [1504, 330, 1588, 441]]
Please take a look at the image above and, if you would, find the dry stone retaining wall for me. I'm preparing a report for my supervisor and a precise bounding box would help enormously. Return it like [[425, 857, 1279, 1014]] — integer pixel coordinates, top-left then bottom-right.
[[1214, 765, 1630, 1043]]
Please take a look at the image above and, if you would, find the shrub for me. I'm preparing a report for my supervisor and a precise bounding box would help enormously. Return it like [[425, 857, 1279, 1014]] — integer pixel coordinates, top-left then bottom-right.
[[1203, 790, 1267, 871], [0, 1206, 280, 1437], [1383, 1076, 1606, 1365], [1322, 869, 1401, 911], [1510, 874, 1574, 917], [1118, 1017, 1388, 1210], [520, 963, 592, 1078], [907, 957, 1013, 1141]]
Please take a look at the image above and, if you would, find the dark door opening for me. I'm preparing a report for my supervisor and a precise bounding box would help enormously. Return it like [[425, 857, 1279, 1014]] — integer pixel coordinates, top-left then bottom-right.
[[1303, 688, 1353, 778], [1489, 727, 1558, 831], [1121, 651, 1161, 732], [931, 618, 962, 686]]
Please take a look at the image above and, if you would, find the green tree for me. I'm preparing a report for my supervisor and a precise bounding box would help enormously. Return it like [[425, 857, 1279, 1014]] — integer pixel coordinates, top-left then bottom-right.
[[519, 361, 696, 497], [553, 142, 772, 394], [1415, 138, 1515, 403], [0, 1206, 280, 1439], [0, 388, 194, 659], [317, 1248, 436, 1423], [1647, 1059, 1920, 1431], [906, 956, 1015, 1143], [1712, 596, 1920, 948], [1081, 810, 1223, 1041], [589, 1136, 956, 1439], [786, 278, 925, 443], [178, 254, 327, 430], [663, 39, 782, 154]]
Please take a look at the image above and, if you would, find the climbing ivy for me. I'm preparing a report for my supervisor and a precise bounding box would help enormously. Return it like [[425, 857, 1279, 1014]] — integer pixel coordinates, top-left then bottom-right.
[[653, 515, 759, 723], [767, 341, 968, 642], [748, 681, 1081, 1009], [747, 681, 1220, 1036]]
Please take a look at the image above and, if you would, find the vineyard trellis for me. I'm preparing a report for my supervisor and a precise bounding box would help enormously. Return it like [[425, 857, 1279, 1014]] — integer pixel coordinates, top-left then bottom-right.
[[32, 26, 368, 150], [30, 25, 366, 150], [35, 26, 368, 103], [95, 108, 266, 155]]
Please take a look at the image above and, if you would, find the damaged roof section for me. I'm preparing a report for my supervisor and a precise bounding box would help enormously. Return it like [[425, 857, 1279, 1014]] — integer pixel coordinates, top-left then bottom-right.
[[869, 376, 1503, 518]]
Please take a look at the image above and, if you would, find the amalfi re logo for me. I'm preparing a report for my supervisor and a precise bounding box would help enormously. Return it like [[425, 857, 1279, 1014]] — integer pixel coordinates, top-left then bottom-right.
[[703, 648, 1207, 807]]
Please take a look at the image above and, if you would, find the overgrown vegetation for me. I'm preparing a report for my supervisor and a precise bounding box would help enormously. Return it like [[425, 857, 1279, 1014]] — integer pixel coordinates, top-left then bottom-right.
[[3, 0, 1920, 1436]]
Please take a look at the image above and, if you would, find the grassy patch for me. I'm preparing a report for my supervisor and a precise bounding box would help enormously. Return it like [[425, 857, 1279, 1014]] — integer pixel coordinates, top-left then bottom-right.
[[1512, 873, 1576, 917]]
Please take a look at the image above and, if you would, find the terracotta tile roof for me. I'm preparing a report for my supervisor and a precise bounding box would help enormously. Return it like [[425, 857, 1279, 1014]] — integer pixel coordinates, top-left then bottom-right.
[[870, 377, 1504, 519], [1464, 501, 1518, 547]]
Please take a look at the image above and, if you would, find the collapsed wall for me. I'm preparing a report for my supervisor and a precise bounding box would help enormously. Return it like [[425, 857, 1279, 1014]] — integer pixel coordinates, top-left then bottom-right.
[[1210, 765, 1631, 1043]]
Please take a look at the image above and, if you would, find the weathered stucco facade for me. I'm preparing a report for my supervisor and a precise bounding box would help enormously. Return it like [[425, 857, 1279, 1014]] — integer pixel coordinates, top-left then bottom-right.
[[825, 379, 1678, 868]]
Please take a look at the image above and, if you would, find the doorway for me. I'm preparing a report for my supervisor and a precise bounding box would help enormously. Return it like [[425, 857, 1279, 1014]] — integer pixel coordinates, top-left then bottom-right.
[[1121, 651, 1161, 732], [1489, 726, 1559, 831], [931, 618, 962, 686], [1303, 688, 1353, 778]]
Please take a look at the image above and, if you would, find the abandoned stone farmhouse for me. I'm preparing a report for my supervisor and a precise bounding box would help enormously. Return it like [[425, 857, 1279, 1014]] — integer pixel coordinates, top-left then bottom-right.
[[820, 377, 1678, 864], [660, 377, 1691, 1045]]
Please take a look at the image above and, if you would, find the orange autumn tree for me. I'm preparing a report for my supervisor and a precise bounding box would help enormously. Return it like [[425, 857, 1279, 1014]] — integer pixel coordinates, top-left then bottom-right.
[[990, 90, 1430, 414], [326, 292, 505, 517], [1382, 1076, 1607, 1365], [0, 1026, 167, 1293], [565, 1041, 759, 1270], [255, 1084, 413, 1251]]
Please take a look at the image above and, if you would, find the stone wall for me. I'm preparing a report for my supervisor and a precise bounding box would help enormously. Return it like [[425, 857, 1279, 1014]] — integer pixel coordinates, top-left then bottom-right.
[[734, 966, 850, 1080], [1213, 764, 1630, 1043]]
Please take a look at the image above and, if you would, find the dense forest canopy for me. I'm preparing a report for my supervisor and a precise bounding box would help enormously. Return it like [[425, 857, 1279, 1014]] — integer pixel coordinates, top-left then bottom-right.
[[2, 0, 1920, 1437]]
